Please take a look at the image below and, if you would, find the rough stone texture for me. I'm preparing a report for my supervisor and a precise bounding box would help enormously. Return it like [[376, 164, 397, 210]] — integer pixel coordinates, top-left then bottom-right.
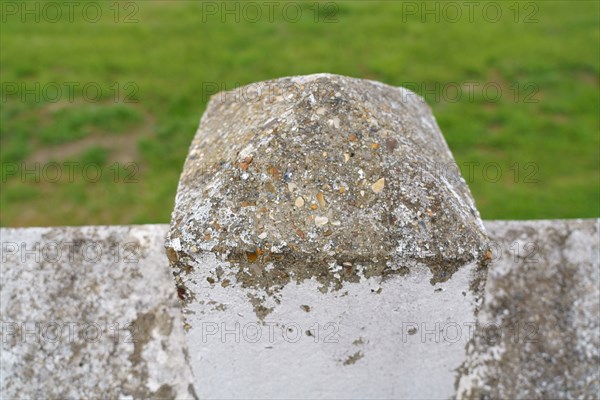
[[0, 225, 197, 399], [1, 220, 597, 398], [457, 219, 600, 399], [165, 74, 490, 398], [166, 73, 489, 315]]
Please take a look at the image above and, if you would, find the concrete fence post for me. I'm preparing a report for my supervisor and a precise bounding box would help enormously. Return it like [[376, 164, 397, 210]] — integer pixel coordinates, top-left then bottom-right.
[[165, 74, 490, 398]]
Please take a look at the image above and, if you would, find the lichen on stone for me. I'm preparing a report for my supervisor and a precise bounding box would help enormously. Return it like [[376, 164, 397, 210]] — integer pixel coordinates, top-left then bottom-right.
[[166, 73, 489, 318]]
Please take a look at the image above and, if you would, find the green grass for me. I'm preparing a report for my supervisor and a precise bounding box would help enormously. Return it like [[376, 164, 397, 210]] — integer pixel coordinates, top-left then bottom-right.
[[38, 104, 144, 144], [1, 0, 598, 226]]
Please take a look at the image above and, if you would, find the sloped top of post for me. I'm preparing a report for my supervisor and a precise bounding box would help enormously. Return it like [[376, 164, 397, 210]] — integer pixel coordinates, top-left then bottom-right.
[[166, 74, 488, 295]]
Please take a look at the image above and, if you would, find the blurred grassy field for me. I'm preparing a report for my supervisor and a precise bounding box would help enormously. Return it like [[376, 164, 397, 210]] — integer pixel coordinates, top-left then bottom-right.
[[1, 0, 598, 226]]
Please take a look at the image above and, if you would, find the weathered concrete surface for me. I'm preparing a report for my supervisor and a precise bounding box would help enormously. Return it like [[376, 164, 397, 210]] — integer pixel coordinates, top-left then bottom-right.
[[1, 220, 598, 398], [458, 219, 600, 399], [0, 225, 197, 399], [166, 74, 490, 398], [167, 73, 489, 296]]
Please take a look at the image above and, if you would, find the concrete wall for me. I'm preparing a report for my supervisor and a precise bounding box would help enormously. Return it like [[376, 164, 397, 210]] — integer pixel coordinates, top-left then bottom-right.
[[1, 75, 597, 399], [2, 219, 597, 398]]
